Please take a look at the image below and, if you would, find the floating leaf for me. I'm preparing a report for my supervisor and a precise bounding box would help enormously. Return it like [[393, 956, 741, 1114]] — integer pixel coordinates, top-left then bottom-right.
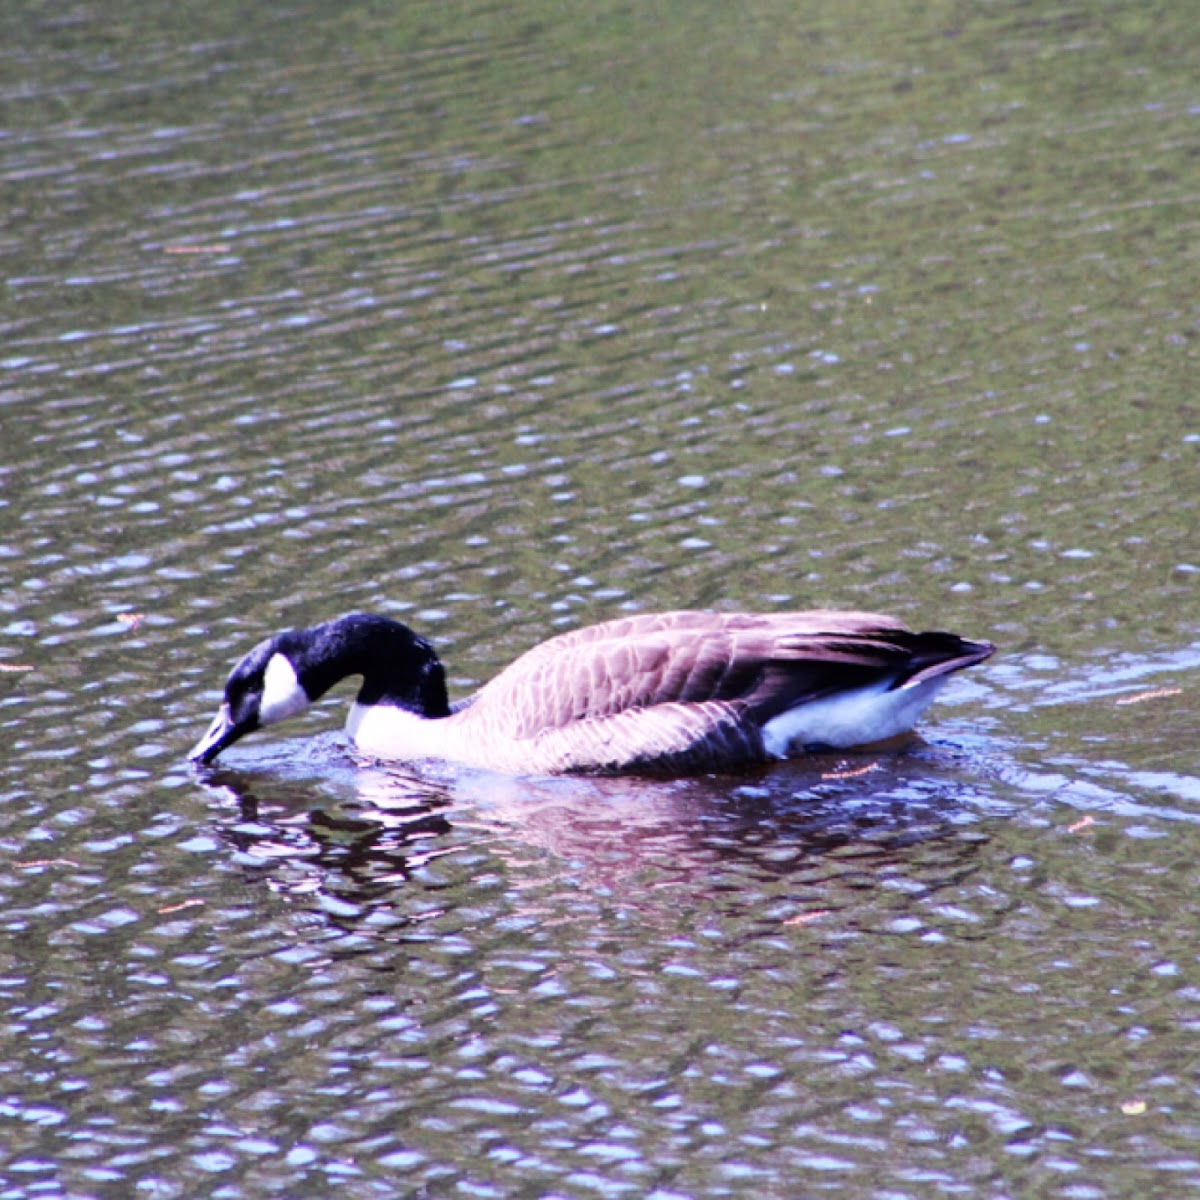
[[164, 243, 231, 255], [1116, 687, 1182, 706], [784, 910, 830, 926], [821, 762, 881, 781]]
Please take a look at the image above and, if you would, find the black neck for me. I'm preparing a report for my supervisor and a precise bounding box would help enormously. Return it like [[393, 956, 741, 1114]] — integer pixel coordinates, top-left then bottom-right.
[[280, 613, 451, 717]]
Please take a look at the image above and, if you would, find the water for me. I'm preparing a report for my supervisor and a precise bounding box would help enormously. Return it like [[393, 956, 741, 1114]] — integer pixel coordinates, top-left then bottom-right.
[[2, 0, 1198, 1195]]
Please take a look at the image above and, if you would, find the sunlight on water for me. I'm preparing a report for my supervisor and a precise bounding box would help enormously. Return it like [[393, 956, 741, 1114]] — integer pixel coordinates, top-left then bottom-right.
[[0, 0, 1197, 1195]]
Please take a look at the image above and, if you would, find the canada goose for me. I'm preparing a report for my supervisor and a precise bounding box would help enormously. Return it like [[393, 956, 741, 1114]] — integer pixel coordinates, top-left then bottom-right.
[[189, 610, 993, 775]]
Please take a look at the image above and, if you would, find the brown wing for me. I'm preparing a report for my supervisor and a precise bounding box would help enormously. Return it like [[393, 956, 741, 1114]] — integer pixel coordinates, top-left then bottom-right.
[[520, 699, 768, 775], [468, 610, 925, 741]]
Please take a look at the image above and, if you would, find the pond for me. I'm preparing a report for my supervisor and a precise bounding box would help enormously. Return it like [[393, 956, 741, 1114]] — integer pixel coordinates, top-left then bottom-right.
[[1, 0, 1197, 1196]]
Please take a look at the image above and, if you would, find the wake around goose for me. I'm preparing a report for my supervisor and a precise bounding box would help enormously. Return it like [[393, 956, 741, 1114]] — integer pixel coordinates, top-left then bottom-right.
[[190, 610, 993, 775]]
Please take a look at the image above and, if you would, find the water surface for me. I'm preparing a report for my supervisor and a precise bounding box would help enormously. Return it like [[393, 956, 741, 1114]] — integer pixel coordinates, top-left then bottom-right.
[[1, 1, 1197, 1196]]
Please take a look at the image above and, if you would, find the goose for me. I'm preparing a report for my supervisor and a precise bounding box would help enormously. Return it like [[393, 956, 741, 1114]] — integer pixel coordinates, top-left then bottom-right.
[[189, 609, 993, 776]]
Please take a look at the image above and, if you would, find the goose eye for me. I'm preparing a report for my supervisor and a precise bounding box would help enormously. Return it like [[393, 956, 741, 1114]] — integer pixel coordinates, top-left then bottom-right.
[[224, 673, 260, 719]]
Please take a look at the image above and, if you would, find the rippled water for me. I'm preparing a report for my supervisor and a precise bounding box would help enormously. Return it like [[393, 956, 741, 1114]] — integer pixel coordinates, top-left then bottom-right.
[[2, 1, 1198, 1196]]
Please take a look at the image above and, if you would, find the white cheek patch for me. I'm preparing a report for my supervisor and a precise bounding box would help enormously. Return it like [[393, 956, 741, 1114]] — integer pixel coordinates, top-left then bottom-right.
[[258, 653, 310, 726]]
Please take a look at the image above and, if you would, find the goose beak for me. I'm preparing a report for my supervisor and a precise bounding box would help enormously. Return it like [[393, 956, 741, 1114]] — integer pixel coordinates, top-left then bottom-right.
[[189, 702, 250, 764]]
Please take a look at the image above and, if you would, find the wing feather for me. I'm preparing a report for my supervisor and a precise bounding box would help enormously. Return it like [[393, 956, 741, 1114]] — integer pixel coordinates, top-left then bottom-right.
[[468, 610, 920, 741]]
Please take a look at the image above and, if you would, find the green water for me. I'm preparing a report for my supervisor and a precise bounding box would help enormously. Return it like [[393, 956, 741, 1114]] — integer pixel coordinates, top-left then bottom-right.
[[0, 1, 1197, 1196]]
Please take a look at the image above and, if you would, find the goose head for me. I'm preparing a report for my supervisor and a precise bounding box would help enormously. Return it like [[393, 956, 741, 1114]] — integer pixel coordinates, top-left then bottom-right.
[[189, 613, 450, 764]]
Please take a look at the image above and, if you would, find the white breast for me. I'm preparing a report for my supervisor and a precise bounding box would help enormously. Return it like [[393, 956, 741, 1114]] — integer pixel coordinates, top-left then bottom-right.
[[345, 702, 461, 763]]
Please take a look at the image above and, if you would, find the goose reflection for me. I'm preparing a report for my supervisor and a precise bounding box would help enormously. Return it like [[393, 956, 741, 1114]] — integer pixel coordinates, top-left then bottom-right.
[[195, 734, 991, 938]]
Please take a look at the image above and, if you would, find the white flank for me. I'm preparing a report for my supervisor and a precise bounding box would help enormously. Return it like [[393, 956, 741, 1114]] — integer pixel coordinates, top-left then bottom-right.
[[258, 653, 310, 726], [760, 677, 949, 756]]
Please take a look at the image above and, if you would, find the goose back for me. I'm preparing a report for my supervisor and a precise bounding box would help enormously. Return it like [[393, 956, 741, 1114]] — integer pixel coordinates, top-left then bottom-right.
[[444, 610, 989, 774]]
